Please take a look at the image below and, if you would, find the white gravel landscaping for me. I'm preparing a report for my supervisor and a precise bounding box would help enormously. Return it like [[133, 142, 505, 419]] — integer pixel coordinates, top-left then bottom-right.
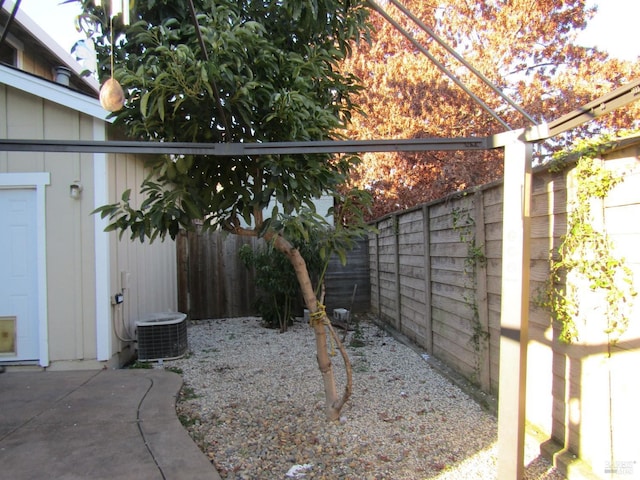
[[164, 316, 564, 479]]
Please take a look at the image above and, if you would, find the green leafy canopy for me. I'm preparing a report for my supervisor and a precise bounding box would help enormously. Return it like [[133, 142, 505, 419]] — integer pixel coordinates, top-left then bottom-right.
[[85, 0, 373, 248]]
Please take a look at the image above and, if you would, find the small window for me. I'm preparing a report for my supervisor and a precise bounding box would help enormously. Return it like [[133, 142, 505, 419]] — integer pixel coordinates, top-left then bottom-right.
[[0, 43, 17, 66]]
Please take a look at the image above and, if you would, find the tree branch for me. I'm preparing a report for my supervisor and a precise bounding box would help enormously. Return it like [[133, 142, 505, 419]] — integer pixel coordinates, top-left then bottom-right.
[[327, 322, 353, 412], [187, 0, 231, 138]]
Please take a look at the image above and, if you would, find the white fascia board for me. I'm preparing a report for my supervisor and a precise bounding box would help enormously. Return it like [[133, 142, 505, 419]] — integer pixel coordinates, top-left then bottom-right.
[[2, 0, 100, 95], [0, 65, 111, 123]]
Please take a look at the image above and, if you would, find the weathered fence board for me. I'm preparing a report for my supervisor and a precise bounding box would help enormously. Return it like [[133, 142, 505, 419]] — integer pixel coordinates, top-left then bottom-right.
[[177, 230, 261, 319], [324, 237, 371, 314], [178, 232, 370, 319], [431, 255, 465, 271], [431, 292, 473, 319]]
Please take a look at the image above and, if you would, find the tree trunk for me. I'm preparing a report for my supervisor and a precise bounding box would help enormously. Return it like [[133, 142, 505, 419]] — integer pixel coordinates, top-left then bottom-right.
[[269, 233, 352, 421]]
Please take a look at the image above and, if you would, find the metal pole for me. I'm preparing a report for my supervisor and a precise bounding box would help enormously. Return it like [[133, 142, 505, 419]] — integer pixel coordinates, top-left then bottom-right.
[[495, 129, 532, 479], [0, 0, 22, 48], [532, 78, 640, 140], [366, 0, 512, 130], [383, 0, 538, 125], [0, 137, 488, 155]]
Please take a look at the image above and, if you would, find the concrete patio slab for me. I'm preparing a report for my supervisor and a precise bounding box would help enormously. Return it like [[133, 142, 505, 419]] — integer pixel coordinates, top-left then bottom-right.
[[0, 369, 221, 480]]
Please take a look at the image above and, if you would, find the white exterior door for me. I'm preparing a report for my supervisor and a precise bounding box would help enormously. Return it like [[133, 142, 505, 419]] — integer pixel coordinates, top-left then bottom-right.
[[0, 188, 39, 361]]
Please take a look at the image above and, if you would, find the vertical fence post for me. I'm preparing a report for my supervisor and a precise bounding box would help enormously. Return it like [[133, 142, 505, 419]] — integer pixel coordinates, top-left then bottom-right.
[[393, 214, 402, 331], [422, 204, 433, 354], [497, 130, 532, 480], [177, 230, 190, 316], [474, 191, 491, 392], [375, 223, 382, 317]]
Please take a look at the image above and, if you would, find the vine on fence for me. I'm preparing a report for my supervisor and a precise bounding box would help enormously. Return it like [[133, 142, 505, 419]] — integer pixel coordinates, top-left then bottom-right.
[[451, 205, 488, 381], [540, 135, 637, 344]]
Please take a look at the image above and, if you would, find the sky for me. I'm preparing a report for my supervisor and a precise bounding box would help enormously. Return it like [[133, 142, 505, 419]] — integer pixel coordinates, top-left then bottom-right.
[[14, 0, 640, 62]]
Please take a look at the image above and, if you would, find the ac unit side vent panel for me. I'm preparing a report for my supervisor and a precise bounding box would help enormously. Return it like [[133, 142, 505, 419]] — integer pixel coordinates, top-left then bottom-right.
[[136, 314, 188, 361]]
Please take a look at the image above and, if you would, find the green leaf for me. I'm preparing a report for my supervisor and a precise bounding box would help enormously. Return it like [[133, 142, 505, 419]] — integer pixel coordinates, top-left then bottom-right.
[[158, 94, 165, 122], [181, 197, 201, 219], [175, 156, 192, 175], [140, 92, 151, 118]]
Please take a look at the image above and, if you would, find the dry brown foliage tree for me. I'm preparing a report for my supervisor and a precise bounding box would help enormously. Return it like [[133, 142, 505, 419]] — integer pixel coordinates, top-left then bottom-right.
[[342, 0, 640, 219]]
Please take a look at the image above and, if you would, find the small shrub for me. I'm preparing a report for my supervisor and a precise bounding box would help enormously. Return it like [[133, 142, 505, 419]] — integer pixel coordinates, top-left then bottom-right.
[[239, 234, 325, 332]]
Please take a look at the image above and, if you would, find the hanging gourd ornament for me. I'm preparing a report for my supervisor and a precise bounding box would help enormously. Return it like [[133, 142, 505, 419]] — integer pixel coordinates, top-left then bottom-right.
[[96, 0, 130, 112], [99, 77, 125, 112]]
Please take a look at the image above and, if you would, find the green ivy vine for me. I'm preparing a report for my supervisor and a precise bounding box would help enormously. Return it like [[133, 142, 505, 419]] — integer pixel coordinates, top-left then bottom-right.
[[452, 205, 489, 379], [542, 134, 637, 344]]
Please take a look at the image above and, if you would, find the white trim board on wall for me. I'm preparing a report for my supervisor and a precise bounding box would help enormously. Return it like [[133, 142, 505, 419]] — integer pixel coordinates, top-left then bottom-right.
[[92, 118, 111, 362]]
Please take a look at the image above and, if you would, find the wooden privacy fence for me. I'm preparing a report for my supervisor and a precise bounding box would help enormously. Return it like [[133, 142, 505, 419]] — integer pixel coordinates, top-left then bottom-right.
[[368, 138, 640, 478], [177, 230, 370, 319], [370, 186, 501, 393], [177, 230, 261, 319]]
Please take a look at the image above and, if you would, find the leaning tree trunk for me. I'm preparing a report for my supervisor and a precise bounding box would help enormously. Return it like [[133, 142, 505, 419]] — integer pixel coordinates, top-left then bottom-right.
[[269, 233, 352, 421]]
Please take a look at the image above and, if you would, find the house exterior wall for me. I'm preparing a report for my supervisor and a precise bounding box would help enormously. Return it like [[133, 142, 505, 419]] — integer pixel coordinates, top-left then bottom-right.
[[0, 84, 98, 365], [18, 50, 49, 82], [0, 81, 177, 368], [1, 19, 52, 79], [107, 149, 178, 364]]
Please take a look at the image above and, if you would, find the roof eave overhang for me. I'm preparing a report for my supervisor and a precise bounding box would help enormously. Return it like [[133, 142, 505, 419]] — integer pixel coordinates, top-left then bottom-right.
[[0, 64, 111, 123], [1, 0, 101, 95]]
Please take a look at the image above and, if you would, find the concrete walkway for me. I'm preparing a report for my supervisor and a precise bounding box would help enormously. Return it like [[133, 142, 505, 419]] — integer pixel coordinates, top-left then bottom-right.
[[0, 369, 222, 480]]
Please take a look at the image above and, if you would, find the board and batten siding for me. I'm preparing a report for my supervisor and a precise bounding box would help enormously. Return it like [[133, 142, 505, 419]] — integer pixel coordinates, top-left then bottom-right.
[[368, 138, 640, 479], [1, 81, 177, 367], [108, 149, 178, 335], [1, 84, 100, 364]]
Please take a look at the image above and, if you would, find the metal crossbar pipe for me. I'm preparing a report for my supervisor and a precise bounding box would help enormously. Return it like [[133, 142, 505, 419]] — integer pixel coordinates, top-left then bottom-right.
[[383, 0, 537, 125], [367, 0, 512, 130], [0, 136, 489, 155], [542, 78, 640, 139], [0, 0, 22, 48]]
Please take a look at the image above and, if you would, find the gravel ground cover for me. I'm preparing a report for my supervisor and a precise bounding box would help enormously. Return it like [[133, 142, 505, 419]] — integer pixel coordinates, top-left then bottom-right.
[[164, 316, 564, 480]]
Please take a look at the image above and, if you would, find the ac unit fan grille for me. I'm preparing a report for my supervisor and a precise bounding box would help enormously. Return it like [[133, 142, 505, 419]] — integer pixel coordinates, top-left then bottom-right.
[[137, 317, 188, 361]]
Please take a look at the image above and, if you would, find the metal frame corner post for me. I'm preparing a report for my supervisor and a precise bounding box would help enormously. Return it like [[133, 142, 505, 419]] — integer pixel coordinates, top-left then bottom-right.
[[497, 132, 533, 479]]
